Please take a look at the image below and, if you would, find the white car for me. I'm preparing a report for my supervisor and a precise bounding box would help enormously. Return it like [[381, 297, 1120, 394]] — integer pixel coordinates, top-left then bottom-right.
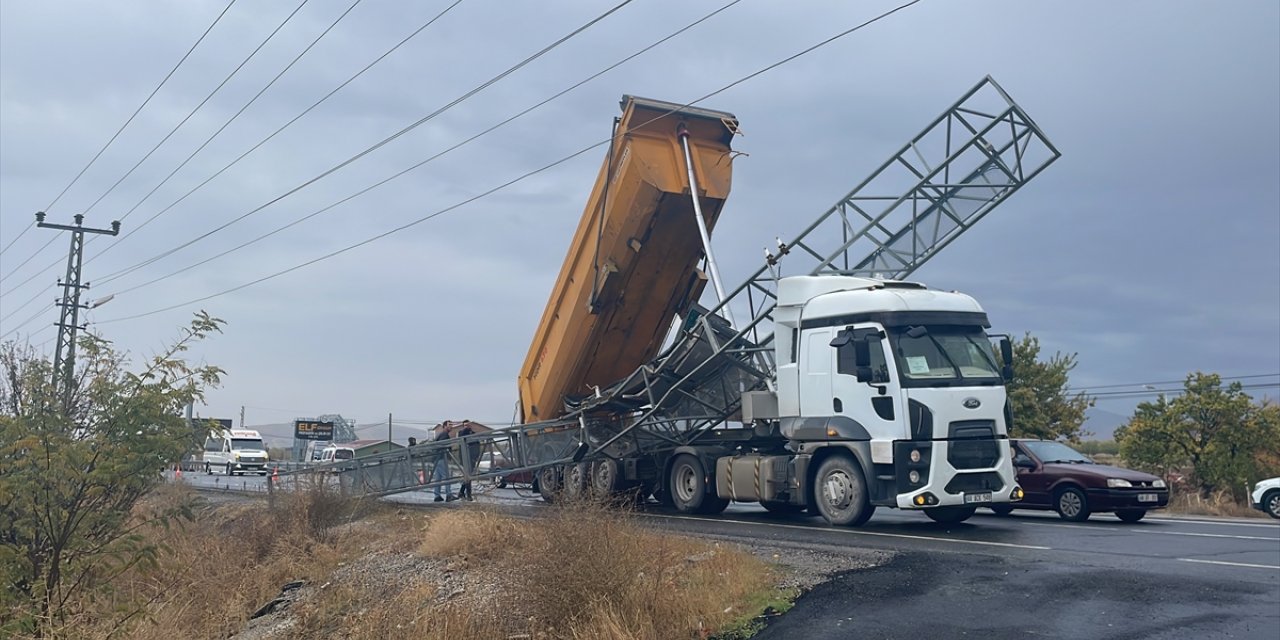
[[1251, 478, 1280, 519]]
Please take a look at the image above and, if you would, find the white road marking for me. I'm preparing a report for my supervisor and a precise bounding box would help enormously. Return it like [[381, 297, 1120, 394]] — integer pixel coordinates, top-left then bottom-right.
[[1178, 558, 1280, 570], [1021, 521, 1279, 541], [1145, 516, 1279, 529], [654, 513, 1052, 550]]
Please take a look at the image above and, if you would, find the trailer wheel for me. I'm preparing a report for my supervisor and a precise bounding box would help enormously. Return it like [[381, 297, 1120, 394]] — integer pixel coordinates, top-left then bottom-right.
[[537, 466, 561, 504], [564, 463, 590, 501], [812, 454, 874, 526], [669, 454, 729, 515], [591, 459, 620, 499]]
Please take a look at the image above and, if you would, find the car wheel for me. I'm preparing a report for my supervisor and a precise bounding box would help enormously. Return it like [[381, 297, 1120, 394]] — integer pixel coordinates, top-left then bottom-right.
[[925, 506, 977, 524], [1264, 490, 1280, 520], [989, 505, 1015, 516], [669, 454, 729, 515], [1116, 509, 1146, 523], [812, 454, 875, 527], [1054, 486, 1091, 522]]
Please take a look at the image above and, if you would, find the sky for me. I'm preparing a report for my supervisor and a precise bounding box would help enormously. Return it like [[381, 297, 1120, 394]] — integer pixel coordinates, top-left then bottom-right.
[[1, 0, 1277, 438]]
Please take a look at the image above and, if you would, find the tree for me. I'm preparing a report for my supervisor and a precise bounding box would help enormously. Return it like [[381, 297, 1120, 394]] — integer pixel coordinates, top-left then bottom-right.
[[0, 314, 223, 635], [1004, 333, 1094, 441], [1116, 372, 1280, 499]]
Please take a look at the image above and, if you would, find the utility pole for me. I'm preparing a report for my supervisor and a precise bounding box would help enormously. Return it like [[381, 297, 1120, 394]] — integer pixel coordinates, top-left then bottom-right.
[[387, 412, 392, 445], [240, 406, 246, 429], [36, 212, 120, 410]]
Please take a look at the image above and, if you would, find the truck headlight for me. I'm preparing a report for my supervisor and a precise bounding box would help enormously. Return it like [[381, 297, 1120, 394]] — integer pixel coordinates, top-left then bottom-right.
[[908, 470, 921, 484], [1106, 478, 1132, 488], [1152, 479, 1166, 488], [909, 449, 922, 463]]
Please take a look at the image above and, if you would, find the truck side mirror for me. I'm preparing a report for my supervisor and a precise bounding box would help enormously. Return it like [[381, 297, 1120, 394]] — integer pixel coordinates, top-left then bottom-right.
[[999, 337, 1014, 381]]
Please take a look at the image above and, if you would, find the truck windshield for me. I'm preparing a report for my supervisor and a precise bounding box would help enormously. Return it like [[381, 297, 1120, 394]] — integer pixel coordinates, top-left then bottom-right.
[[231, 438, 264, 451], [892, 326, 1001, 386]]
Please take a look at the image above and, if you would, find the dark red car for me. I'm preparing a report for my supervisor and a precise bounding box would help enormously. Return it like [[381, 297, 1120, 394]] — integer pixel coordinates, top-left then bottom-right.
[[992, 439, 1169, 522]]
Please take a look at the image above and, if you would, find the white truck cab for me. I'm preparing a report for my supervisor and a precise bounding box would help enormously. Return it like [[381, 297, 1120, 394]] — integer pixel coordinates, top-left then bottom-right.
[[202, 429, 270, 476], [765, 276, 1020, 523]]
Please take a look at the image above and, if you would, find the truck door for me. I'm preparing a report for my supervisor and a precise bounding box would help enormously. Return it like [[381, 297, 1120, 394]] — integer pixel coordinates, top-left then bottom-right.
[[798, 327, 835, 416], [833, 325, 904, 440]]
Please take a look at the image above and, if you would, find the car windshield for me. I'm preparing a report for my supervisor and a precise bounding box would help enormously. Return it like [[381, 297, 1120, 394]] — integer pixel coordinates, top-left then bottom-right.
[[892, 326, 1001, 385], [231, 438, 264, 451], [1023, 441, 1092, 464]]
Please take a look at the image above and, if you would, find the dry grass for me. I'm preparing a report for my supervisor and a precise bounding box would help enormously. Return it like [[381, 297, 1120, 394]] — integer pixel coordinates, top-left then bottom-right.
[[41, 488, 780, 640]]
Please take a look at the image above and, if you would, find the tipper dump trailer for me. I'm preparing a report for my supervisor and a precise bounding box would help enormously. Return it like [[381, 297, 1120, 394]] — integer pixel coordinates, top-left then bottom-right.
[[270, 78, 1059, 528]]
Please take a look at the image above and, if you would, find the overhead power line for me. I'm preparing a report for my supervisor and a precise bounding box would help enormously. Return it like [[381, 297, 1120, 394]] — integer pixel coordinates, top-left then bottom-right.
[[76, 0, 313, 219], [1088, 382, 1279, 400], [0, 236, 57, 287], [1068, 373, 1280, 393], [98, 0, 746, 298], [95, 0, 923, 324], [40, 0, 240, 215], [90, 0, 636, 289], [0, 221, 34, 258], [82, 0, 464, 277]]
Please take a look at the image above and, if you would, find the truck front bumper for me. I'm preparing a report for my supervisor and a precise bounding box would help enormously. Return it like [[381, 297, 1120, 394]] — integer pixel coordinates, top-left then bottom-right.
[[894, 439, 1019, 509]]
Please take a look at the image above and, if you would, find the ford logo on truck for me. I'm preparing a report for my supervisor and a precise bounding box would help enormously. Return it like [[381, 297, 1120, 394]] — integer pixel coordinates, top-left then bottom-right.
[[963, 397, 981, 409]]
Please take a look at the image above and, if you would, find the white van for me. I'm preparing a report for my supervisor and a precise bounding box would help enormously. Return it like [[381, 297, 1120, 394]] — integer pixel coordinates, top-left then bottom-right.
[[202, 429, 270, 475]]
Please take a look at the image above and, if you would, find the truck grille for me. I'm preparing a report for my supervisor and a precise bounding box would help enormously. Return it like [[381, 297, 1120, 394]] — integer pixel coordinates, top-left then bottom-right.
[[947, 420, 999, 469]]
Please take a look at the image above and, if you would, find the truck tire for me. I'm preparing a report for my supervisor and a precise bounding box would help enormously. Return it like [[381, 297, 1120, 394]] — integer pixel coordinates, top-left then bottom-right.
[[591, 459, 620, 499], [924, 506, 977, 524], [812, 454, 874, 527], [563, 463, 590, 501], [1054, 486, 1091, 522], [537, 466, 561, 504], [669, 454, 729, 515]]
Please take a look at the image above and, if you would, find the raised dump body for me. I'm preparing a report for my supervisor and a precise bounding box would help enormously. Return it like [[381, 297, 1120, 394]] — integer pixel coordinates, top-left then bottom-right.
[[518, 96, 738, 422]]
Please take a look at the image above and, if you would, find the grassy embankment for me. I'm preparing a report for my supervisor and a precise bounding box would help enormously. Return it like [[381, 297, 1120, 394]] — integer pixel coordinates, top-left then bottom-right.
[[35, 483, 791, 639]]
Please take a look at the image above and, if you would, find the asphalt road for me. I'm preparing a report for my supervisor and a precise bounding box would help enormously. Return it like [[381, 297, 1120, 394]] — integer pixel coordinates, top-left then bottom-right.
[[177, 473, 1279, 638]]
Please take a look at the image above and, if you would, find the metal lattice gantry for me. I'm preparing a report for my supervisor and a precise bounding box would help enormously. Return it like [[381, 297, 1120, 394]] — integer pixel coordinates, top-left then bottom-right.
[[578, 76, 1060, 456]]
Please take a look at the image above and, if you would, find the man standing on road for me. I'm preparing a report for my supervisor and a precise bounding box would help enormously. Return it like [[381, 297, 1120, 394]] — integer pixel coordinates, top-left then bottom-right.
[[457, 424, 481, 501], [431, 424, 457, 502]]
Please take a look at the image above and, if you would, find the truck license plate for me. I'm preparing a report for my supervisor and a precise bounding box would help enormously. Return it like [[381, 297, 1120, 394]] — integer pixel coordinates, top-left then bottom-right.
[[964, 492, 993, 504], [1138, 493, 1158, 503]]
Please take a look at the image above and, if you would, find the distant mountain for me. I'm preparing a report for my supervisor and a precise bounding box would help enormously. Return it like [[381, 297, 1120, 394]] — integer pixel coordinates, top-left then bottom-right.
[[1083, 407, 1129, 441]]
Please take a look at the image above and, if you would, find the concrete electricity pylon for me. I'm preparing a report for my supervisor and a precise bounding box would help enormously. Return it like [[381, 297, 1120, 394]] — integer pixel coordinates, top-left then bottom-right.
[[35, 212, 120, 409]]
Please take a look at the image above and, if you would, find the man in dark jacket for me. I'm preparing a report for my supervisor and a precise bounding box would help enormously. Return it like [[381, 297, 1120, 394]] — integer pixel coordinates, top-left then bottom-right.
[[431, 424, 456, 502], [457, 425, 481, 501]]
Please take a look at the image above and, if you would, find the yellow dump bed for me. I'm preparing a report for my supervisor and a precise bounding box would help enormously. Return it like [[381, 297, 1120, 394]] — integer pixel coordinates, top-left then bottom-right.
[[518, 96, 738, 422]]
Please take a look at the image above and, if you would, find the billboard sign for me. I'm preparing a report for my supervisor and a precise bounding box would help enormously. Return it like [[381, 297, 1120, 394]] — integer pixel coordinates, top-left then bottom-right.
[[294, 419, 335, 441]]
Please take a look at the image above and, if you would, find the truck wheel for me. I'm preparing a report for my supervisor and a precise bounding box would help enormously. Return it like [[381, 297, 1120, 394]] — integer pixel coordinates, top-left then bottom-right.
[[564, 463, 589, 501], [1264, 490, 1280, 520], [1115, 509, 1146, 523], [1054, 486, 1091, 522], [989, 505, 1015, 516], [537, 466, 561, 504], [925, 506, 977, 524], [812, 455, 874, 527], [669, 454, 729, 515], [591, 459, 620, 499]]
